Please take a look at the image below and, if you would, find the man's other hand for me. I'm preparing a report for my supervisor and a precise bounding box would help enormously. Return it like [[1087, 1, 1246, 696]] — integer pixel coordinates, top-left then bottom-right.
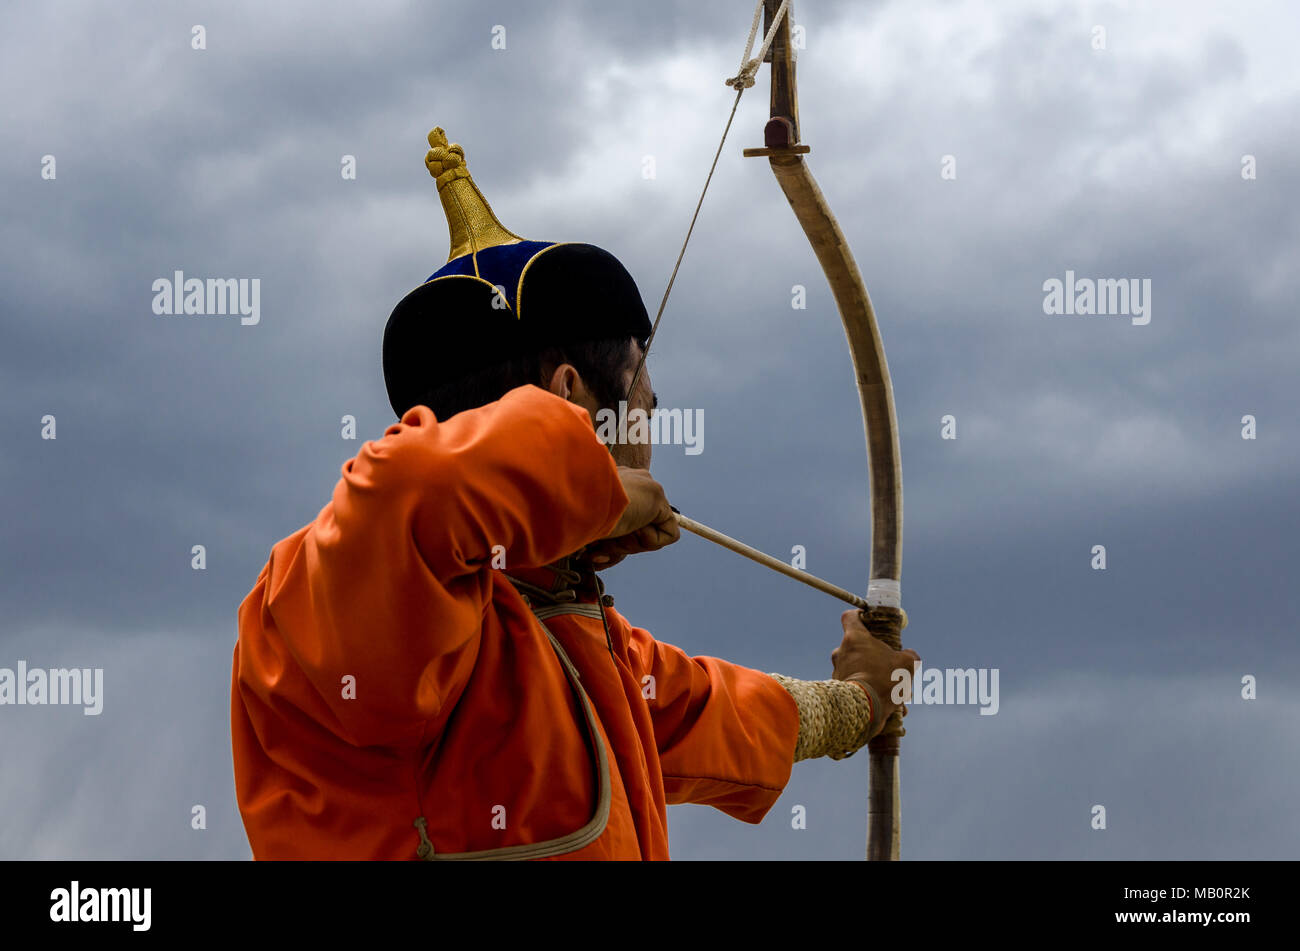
[[831, 609, 920, 738], [582, 468, 679, 569]]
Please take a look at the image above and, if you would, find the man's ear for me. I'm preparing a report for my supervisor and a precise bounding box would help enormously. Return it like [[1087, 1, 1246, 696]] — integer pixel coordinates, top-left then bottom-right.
[[546, 363, 580, 401]]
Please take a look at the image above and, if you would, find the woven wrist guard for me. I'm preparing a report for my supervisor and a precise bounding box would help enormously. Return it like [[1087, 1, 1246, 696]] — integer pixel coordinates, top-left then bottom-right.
[[768, 673, 878, 762]]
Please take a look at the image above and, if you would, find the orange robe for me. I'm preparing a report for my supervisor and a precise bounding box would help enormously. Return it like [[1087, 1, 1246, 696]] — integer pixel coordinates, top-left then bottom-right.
[[231, 384, 800, 859]]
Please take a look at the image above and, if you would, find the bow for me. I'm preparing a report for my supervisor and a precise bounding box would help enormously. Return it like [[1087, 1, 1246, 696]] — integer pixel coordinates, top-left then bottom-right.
[[625, 0, 908, 860], [737, 0, 907, 862]]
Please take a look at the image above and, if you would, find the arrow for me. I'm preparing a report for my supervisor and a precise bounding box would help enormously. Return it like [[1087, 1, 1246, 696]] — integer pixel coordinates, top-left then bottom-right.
[[673, 511, 868, 610]]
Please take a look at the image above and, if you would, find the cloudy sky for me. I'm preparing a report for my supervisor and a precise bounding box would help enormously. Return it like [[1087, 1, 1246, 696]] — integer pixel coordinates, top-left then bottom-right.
[[2, 0, 1296, 860]]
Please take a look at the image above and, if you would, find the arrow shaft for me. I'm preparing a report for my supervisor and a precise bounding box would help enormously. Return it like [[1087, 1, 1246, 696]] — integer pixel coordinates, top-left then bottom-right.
[[673, 513, 868, 610]]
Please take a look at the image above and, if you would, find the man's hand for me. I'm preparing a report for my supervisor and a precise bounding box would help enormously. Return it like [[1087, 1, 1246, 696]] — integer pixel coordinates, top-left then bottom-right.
[[581, 467, 679, 569], [831, 609, 920, 739]]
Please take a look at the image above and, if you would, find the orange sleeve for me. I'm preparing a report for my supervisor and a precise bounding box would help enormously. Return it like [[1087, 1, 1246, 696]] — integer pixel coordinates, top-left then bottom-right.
[[361, 384, 630, 580], [256, 384, 629, 749], [622, 619, 800, 823]]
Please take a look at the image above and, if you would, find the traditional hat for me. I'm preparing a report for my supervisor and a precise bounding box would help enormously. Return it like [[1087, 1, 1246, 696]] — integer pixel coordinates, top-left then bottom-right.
[[383, 128, 653, 418]]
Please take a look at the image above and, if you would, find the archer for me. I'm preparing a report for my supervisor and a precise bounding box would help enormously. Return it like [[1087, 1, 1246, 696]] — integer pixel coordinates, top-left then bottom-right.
[[228, 128, 918, 860]]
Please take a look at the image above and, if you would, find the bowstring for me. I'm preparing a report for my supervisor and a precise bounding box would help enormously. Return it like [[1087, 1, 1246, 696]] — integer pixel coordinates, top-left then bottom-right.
[[623, 0, 790, 405]]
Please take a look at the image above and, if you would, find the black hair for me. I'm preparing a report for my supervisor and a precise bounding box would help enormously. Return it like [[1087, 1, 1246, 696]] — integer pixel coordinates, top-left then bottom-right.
[[410, 336, 641, 420]]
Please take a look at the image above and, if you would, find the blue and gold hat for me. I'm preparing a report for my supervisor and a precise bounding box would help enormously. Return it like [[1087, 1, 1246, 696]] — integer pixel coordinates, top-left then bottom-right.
[[383, 128, 653, 418]]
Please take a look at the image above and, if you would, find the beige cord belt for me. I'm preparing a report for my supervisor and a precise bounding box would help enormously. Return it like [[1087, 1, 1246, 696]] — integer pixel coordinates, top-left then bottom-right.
[[413, 595, 613, 860]]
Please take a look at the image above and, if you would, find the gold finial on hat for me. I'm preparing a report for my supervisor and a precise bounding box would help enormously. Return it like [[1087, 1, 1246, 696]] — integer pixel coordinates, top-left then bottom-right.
[[425, 127, 522, 262]]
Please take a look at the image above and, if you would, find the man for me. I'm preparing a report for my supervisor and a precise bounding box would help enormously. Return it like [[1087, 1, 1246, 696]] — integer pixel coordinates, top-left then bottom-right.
[[230, 129, 919, 860]]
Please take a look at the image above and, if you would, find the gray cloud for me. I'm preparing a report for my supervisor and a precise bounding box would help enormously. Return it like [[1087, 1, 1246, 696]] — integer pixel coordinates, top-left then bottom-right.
[[1, 0, 1296, 859]]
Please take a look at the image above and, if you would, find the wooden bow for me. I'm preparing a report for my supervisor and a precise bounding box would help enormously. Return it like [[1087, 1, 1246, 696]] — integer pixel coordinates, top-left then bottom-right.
[[739, 0, 907, 862]]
